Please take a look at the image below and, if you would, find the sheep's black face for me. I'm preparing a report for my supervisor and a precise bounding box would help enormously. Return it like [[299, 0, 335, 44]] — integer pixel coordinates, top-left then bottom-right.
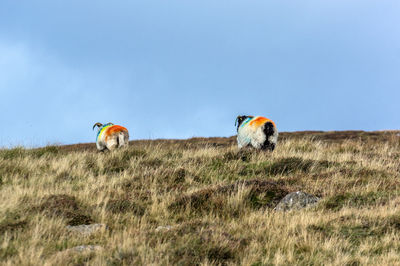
[[235, 115, 251, 131]]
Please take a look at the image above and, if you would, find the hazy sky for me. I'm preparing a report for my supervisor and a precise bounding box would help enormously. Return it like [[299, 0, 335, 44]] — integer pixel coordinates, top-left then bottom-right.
[[1, 0, 399, 147]]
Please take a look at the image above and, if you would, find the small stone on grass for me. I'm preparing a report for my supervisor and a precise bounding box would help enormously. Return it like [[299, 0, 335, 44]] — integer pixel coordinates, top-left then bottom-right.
[[275, 191, 320, 211], [155, 225, 173, 232], [66, 223, 107, 235], [71, 245, 103, 252], [53, 245, 103, 260]]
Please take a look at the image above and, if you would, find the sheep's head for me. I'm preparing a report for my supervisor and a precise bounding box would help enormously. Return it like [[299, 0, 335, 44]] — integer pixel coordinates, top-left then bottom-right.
[[235, 115, 253, 131]]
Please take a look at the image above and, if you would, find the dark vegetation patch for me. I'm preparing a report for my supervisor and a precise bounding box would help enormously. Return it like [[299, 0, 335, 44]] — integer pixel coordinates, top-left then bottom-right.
[[171, 237, 235, 265], [152, 168, 188, 192], [163, 150, 183, 159], [322, 167, 392, 181], [159, 168, 186, 183], [0, 244, 18, 260], [334, 144, 362, 154], [338, 224, 378, 245], [0, 212, 27, 234], [84, 154, 100, 175], [276, 167, 396, 196], [291, 142, 316, 152], [103, 155, 131, 174], [30, 146, 60, 158], [239, 157, 337, 177], [341, 169, 400, 191], [169, 179, 288, 214], [121, 149, 147, 160], [322, 191, 392, 211], [379, 215, 400, 232], [104, 198, 146, 216], [223, 150, 252, 162], [108, 250, 141, 265], [55, 171, 78, 182], [141, 158, 164, 168], [0, 162, 31, 182], [97, 149, 148, 174], [56, 252, 96, 266], [208, 157, 226, 171], [0, 147, 26, 160], [0, 146, 60, 161], [119, 178, 144, 192], [349, 168, 390, 179], [279, 130, 399, 143], [34, 194, 93, 226], [265, 157, 337, 175], [153, 221, 247, 265], [308, 214, 400, 247]]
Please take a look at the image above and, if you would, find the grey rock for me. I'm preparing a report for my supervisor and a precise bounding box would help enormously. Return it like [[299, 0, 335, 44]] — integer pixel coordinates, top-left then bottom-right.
[[155, 225, 173, 232], [71, 245, 103, 252], [53, 245, 103, 260], [66, 223, 107, 235], [275, 191, 320, 211]]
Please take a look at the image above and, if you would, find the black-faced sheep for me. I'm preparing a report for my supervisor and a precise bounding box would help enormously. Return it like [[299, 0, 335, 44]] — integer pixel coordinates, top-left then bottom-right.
[[235, 115, 278, 151]]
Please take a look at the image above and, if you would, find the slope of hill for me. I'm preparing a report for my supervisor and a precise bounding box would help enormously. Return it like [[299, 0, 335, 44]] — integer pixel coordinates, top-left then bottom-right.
[[0, 131, 399, 265]]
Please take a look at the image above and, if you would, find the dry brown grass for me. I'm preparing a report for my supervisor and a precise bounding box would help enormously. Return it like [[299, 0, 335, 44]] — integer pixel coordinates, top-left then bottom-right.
[[0, 131, 399, 265]]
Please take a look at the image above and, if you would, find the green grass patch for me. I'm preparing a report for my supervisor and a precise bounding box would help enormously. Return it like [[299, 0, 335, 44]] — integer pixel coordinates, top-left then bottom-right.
[[169, 179, 288, 215], [322, 191, 392, 210], [33, 194, 93, 226], [239, 157, 337, 177], [0, 147, 27, 160], [0, 211, 27, 235], [30, 146, 60, 158], [105, 198, 146, 216]]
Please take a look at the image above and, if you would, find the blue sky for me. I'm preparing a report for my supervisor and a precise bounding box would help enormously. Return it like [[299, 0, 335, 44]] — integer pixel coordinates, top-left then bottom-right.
[[0, 0, 399, 147]]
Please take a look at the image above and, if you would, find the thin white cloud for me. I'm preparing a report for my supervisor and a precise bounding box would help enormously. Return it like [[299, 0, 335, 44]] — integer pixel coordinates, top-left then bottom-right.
[[0, 40, 132, 147]]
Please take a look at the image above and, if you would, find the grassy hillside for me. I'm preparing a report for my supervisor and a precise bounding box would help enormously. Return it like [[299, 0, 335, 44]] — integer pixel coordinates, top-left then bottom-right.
[[0, 131, 399, 265]]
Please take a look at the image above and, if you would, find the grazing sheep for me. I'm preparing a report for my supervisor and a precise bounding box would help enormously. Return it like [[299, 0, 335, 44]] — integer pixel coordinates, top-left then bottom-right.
[[235, 115, 278, 151], [92, 122, 129, 151]]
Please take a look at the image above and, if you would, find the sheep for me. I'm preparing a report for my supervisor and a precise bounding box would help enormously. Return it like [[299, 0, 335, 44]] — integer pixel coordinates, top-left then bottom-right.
[[235, 115, 278, 151], [92, 122, 129, 151]]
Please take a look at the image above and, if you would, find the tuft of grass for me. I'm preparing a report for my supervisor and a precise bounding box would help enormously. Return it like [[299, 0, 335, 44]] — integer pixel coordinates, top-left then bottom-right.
[[0, 161, 31, 183], [169, 179, 288, 214], [264, 157, 337, 176], [141, 158, 163, 168], [322, 191, 392, 210], [0, 147, 26, 160], [239, 157, 337, 177], [0, 212, 27, 234], [103, 155, 130, 174], [152, 221, 246, 265], [34, 194, 93, 226], [84, 154, 100, 175], [223, 150, 251, 162], [121, 149, 147, 160], [105, 198, 146, 216], [30, 145, 60, 158]]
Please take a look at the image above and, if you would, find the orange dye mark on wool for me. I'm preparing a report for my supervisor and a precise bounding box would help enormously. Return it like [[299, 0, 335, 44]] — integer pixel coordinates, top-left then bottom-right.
[[249, 116, 276, 128], [104, 125, 128, 140]]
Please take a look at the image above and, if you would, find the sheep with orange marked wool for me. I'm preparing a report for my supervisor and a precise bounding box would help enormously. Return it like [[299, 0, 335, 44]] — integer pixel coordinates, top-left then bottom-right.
[[235, 115, 278, 151], [92, 122, 129, 151]]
